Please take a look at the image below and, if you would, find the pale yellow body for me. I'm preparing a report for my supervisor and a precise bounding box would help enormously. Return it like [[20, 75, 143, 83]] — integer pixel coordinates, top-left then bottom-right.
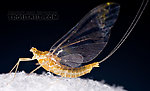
[[31, 47, 100, 78]]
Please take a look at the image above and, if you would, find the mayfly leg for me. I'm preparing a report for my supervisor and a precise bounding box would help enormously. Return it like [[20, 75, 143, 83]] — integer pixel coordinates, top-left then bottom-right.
[[9, 58, 34, 81], [28, 65, 43, 75], [28, 60, 50, 75]]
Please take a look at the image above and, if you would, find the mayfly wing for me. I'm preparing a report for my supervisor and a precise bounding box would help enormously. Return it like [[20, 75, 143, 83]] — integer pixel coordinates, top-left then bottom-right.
[[50, 2, 120, 67]]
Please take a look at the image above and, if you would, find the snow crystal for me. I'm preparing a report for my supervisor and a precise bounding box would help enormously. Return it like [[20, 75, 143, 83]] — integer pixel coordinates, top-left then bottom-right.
[[0, 71, 127, 91]]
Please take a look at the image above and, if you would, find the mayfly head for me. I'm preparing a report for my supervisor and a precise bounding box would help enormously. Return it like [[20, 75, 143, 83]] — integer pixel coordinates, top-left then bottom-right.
[[30, 47, 40, 59], [30, 47, 37, 53], [30, 47, 50, 59]]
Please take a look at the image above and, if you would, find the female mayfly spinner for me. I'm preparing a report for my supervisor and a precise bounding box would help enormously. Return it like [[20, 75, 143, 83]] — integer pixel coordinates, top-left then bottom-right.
[[9, 1, 148, 78]]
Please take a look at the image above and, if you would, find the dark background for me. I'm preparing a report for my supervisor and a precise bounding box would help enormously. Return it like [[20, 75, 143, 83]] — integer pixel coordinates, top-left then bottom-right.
[[1, 0, 150, 91]]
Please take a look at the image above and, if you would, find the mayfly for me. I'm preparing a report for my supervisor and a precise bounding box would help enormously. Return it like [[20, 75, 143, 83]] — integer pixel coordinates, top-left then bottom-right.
[[9, 0, 149, 78]]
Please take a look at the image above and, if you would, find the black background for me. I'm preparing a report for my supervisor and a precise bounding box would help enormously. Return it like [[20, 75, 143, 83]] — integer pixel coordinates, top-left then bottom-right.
[[1, 0, 150, 91]]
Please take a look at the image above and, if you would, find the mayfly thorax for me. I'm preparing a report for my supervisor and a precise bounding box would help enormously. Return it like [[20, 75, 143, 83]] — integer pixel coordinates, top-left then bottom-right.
[[9, 0, 149, 79]]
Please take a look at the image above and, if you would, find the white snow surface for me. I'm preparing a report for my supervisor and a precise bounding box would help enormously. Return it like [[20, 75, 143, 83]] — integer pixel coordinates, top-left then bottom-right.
[[0, 71, 127, 91]]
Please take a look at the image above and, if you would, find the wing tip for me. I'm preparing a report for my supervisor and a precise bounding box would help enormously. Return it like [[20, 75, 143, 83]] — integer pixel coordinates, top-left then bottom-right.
[[105, 2, 120, 10]]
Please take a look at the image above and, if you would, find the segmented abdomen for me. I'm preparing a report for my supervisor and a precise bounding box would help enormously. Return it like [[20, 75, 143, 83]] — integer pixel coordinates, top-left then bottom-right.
[[55, 62, 99, 78], [38, 59, 99, 78]]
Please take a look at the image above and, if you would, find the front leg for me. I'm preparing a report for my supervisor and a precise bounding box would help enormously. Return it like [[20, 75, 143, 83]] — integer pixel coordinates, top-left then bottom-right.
[[9, 58, 35, 80]]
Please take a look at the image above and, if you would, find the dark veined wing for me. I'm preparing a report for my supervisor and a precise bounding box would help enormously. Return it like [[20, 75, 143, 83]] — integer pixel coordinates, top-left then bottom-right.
[[50, 2, 120, 68]]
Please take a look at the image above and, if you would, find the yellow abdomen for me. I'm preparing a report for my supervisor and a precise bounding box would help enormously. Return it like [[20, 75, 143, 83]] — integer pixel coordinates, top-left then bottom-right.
[[38, 58, 99, 78]]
